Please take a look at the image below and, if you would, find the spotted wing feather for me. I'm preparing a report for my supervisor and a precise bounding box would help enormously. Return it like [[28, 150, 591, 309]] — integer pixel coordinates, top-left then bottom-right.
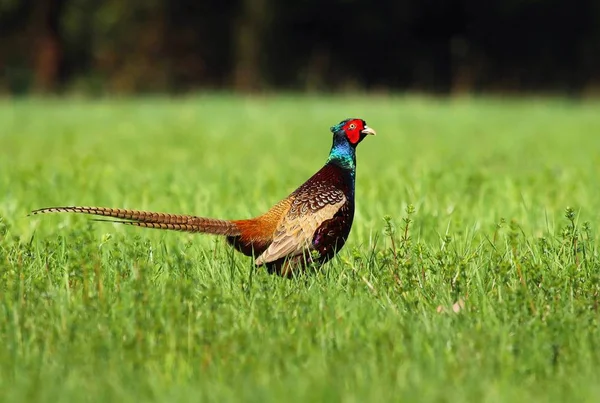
[[255, 184, 346, 265]]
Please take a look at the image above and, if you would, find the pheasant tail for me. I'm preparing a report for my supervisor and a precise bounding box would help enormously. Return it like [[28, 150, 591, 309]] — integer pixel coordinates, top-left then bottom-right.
[[29, 206, 242, 236]]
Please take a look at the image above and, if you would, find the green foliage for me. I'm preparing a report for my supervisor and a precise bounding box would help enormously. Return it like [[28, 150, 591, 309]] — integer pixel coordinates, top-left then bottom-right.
[[3, 1, 600, 94], [1, 96, 600, 402]]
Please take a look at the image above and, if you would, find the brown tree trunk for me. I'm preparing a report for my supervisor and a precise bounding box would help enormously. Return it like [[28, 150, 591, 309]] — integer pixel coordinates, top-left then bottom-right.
[[232, 0, 268, 92], [32, 0, 65, 93]]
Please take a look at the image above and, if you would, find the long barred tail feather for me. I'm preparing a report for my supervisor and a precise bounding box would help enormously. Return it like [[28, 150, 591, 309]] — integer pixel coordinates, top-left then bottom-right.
[[30, 206, 242, 236]]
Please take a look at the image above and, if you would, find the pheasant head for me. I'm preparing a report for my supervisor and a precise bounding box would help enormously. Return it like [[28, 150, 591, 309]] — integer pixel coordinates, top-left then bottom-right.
[[327, 118, 375, 170], [330, 118, 376, 146]]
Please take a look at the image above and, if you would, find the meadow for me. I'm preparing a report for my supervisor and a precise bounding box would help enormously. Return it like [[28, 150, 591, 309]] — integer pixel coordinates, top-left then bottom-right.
[[1, 95, 600, 402]]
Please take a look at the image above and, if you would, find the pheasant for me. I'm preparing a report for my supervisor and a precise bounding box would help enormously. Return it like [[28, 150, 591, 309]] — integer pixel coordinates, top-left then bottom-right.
[[31, 118, 376, 277]]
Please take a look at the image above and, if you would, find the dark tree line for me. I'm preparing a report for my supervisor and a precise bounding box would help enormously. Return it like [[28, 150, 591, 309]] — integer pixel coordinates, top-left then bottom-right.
[[1, 0, 599, 95]]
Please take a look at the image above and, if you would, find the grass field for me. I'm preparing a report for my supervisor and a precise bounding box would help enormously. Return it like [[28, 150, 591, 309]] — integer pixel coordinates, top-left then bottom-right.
[[2, 95, 600, 402]]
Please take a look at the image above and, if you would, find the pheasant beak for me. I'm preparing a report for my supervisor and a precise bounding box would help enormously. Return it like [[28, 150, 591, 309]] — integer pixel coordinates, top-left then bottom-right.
[[361, 126, 376, 136]]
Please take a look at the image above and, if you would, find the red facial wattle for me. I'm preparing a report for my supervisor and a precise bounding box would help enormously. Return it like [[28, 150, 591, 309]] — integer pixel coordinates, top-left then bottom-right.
[[343, 120, 364, 144]]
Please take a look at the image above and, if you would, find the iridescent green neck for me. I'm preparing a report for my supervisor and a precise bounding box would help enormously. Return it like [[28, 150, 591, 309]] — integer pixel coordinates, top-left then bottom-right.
[[326, 134, 356, 171]]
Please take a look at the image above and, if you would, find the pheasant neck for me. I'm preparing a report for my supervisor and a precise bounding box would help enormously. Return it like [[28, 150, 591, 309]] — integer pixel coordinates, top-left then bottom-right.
[[327, 137, 356, 172]]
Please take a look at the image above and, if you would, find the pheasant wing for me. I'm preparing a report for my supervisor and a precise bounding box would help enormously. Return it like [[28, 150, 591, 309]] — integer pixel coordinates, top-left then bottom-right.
[[255, 184, 346, 265]]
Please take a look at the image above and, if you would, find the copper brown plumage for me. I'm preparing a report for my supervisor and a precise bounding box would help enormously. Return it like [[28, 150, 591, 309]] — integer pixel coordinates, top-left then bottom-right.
[[31, 118, 376, 277]]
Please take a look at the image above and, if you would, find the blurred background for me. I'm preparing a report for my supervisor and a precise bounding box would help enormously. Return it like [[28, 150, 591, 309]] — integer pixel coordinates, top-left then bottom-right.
[[1, 0, 599, 97]]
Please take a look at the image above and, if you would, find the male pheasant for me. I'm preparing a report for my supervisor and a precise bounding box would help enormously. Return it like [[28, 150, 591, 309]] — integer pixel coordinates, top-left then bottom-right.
[[31, 118, 376, 277]]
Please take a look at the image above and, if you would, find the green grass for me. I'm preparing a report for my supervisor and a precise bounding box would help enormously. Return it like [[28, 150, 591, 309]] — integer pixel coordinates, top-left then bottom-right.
[[2, 95, 600, 402]]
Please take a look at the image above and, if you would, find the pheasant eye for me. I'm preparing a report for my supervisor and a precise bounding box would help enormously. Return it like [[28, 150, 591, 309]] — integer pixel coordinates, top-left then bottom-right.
[[349, 123, 356, 129]]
